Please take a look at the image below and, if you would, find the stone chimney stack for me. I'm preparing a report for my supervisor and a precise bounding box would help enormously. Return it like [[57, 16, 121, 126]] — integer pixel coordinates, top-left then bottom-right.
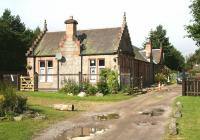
[[64, 16, 78, 41], [145, 39, 152, 60]]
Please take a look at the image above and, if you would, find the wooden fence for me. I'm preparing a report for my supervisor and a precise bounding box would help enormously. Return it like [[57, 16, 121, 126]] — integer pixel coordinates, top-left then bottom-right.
[[182, 78, 200, 96]]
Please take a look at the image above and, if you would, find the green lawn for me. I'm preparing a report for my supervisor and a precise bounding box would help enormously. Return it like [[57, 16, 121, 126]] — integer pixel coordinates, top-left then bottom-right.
[[18, 91, 132, 102], [168, 96, 200, 140], [0, 91, 132, 140]]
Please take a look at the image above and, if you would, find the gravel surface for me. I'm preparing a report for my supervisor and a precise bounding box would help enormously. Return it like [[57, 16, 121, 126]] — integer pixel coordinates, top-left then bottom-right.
[[33, 84, 181, 140]]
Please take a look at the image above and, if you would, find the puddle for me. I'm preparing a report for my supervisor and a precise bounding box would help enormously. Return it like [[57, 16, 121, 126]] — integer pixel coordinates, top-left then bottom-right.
[[96, 113, 120, 121], [140, 108, 164, 116], [56, 126, 106, 140], [136, 121, 157, 126]]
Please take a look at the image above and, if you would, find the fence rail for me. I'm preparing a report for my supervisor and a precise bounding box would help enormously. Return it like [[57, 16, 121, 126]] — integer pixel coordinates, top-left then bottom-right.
[[182, 78, 200, 96], [32, 73, 143, 91], [20, 76, 34, 91]]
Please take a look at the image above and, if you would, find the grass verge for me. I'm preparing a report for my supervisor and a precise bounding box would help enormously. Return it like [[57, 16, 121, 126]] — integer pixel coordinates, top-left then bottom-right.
[[0, 91, 132, 140], [167, 96, 200, 140]]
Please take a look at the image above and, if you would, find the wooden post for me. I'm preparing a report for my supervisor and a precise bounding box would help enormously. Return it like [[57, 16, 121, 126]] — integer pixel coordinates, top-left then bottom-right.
[[140, 76, 143, 89], [182, 79, 186, 96], [34, 73, 38, 91]]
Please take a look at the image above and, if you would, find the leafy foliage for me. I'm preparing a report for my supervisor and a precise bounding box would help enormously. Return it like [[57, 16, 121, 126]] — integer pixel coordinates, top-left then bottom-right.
[[97, 81, 109, 95], [185, 48, 200, 70], [186, 0, 200, 46], [0, 9, 40, 72], [98, 68, 119, 94], [155, 73, 167, 84], [80, 81, 97, 95], [146, 25, 185, 71], [0, 82, 27, 117], [61, 80, 80, 95]]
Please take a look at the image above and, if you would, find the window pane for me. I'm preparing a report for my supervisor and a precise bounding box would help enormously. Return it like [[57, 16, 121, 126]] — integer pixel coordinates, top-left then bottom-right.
[[39, 68, 45, 82], [99, 59, 105, 66], [48, 61, 53, 67], [90, 59, 96, 66], [40, 61, 45, 67], [47, 68, 53, 82]]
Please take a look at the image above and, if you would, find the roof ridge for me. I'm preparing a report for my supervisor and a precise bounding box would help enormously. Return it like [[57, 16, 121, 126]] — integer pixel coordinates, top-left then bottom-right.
[[45, 27, 121, 34]]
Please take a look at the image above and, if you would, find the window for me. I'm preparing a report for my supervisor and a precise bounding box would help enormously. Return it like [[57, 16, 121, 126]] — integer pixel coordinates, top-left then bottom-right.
[[99, 59, 105, 67], [98, 59, 105, 72], [89, 59, 96, 82], [39, 61, 45, 82], [39, 60, 53, 82], [47, 61, 53, 82], [90, 59, 96, 66]]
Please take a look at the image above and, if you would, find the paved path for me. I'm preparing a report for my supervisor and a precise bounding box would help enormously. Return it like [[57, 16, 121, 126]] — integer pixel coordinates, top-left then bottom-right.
[[33, 84, 181, 140]]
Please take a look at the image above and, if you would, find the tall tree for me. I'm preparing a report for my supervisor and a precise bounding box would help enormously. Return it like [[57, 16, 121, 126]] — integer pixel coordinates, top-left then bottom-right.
[[146, 25, 185, 71], [0, 9, 40, 72], [186, 0, 200, 46], [185, 48, 200, 70]]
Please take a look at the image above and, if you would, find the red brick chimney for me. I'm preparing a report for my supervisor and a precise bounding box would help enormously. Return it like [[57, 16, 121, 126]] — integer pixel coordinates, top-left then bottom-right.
[[145, 39, 152, 59], [64, 16, 78, 41]]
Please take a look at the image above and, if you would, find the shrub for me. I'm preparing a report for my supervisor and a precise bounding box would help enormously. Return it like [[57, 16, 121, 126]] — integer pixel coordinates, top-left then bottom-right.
[[98, 68, 119, 94], [107, 70, 119, 94], [79, 81, 90, 91], [97, 81, 109, 95], [86, 84, 97, 95], [61, 80, 80, 95], [0, 82, 27, 117], [155, 73, 167, 84]]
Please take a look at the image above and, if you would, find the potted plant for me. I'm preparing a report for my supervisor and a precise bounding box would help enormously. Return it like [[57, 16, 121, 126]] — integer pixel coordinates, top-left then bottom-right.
[[26, 65, 32, 70], [155, 73, 167, 90]]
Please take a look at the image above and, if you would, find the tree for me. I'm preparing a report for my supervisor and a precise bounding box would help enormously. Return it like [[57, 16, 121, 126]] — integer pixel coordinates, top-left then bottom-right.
[[0, 9, 40, 72], [185, 48, 200, 70], [146, 25, 185, 71], [186, 0, 200, 46]]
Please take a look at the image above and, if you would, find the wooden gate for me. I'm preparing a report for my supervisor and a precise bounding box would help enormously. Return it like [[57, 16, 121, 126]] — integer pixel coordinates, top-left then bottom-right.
[[182, 79, 200, 96], [20, 76, 35, 91]]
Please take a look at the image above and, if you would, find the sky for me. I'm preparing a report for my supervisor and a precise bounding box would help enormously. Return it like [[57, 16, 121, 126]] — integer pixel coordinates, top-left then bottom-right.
[[0, 0, 197, 56]]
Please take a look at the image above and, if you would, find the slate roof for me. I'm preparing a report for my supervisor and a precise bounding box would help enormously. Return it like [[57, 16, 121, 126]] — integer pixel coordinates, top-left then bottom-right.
[[138, 49, 162, 64], [132, 46, 148, 62], [34, 27, 121, 56]]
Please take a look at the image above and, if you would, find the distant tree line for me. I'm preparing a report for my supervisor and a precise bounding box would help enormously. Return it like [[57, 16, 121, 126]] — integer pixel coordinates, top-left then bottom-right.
[[145, 25, 185, 71], [0, 9, 40, 73]]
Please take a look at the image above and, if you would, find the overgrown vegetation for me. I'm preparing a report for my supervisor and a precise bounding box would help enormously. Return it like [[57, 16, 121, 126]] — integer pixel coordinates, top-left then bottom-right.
[[0, 82, 27, 117], [98, 68, 119, 94], [60, 80, 80, 95], [61, 68, 120, 95]]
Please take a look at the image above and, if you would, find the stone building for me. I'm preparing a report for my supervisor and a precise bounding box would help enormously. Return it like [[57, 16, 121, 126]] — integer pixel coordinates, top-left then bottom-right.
[[26, 14, 163, 90]]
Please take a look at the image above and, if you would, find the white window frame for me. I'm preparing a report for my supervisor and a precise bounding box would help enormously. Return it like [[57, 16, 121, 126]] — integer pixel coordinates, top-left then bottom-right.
[[47, 61, 53, 82], [89, 59, 96, 83], [39, 61, 45, 82], [98, 59, 105, 72]]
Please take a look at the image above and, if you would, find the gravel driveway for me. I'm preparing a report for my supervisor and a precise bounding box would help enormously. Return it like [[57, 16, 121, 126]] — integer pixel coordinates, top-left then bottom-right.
[[33, 84, 181, 140]]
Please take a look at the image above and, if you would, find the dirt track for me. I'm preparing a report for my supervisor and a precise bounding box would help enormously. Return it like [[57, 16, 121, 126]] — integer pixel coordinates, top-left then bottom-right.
[[33, 84, 181, 140]]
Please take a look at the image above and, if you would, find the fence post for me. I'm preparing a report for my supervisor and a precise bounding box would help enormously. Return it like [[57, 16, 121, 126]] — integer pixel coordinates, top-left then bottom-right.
[[140, 76, 143, 89], [17, 74, 20, 90], [34, 73, 38, 91], [79, 72, 82, 84], [182, 79, 186, 96]]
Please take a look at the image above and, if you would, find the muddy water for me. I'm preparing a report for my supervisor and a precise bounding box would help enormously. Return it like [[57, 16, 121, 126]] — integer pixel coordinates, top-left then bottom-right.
[[55, 126, 106, 140]]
